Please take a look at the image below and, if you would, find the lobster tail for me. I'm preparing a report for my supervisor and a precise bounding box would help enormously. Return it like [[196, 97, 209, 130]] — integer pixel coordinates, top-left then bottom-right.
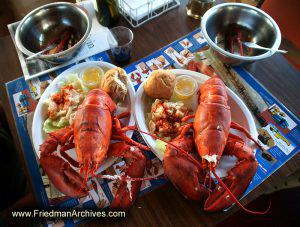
[[194, 77, 231, 167]]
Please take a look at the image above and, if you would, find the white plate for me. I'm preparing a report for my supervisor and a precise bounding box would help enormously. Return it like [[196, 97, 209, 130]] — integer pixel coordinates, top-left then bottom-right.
[[32, 61, 135, 174], [134, 69, 257, 177]]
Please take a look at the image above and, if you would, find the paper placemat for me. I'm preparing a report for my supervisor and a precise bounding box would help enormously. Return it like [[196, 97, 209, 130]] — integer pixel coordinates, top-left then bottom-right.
[[5, 27, 300, 226]]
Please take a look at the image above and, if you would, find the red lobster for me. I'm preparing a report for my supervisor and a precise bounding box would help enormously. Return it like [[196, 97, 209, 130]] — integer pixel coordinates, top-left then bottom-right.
[[129, 68, 268, 213], [39, 89, 149, 209], [161, 75, 268, 213]]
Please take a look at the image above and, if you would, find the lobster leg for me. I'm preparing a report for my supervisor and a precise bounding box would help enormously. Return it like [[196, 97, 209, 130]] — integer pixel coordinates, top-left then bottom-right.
[[109, 118, 151, 209], [59, 137, 79, 168], [187, 61, 218, 77], [237, 30, 244, 56], [112, 118, 150, 151], [230, 122, 264, 150], [47, 28, 72, 54], [182, 114, 195, 122], [225, 24, 244, 56], [39, 127, 74, 153], [204, 134, 258, 212], [39, 127, 88, 198], [106, 142, 147, 210], [187, 61, 197, 71]]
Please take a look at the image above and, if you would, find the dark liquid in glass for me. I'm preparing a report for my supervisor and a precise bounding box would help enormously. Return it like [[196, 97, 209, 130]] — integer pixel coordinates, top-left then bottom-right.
[[111, 50, 131, 67]]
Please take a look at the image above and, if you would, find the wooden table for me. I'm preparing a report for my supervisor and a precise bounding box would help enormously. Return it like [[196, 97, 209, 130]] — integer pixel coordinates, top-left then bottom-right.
[[0, 0, 300, 226]]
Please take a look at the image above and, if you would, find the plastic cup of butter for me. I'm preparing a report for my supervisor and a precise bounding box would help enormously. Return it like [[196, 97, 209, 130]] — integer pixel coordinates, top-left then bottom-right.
[[174, 75, 198, 100], [79, 66, 104, 89]]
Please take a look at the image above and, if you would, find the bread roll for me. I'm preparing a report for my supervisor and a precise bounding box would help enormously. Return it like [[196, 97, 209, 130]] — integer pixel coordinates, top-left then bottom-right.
[[143, 70, 176, 99], [100, 68, 128, 102]]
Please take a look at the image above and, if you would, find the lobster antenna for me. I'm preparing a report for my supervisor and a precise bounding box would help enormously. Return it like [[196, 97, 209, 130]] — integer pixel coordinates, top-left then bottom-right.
[[212, 170, 271, 214], [209, 163, 212, 195]]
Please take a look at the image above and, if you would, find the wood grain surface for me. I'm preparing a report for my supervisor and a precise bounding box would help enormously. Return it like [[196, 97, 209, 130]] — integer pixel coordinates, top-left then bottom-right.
[[0, 0, 299, 226]]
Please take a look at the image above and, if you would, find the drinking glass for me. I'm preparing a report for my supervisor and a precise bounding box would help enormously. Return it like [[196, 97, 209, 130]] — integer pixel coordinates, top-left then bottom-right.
[[107, 26, 133, 67]]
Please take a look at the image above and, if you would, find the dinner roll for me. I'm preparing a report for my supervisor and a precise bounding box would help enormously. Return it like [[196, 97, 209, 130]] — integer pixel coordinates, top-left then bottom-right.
[[143, 70, 176, 99], [100, 67, 128, 102]]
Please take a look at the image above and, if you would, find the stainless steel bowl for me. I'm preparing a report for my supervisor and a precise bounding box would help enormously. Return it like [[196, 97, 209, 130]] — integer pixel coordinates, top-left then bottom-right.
[[15, 2, 92, 64], [201, 3, 281, 65]]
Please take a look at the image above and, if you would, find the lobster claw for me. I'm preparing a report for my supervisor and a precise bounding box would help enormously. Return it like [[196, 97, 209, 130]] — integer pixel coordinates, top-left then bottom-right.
[[204, 136, 258, 212], [108, 142, 146, 210], [40, 155, 88, 198], [164, 137, 208, 201]]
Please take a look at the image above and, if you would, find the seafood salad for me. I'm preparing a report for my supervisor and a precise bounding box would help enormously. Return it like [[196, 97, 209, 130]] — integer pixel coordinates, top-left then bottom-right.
[[148, 99, 189, 140], [43, 74, 84, 133]]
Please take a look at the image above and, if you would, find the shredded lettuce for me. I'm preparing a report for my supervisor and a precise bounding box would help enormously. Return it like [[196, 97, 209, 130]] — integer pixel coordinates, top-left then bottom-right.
[[43, 73, 84, 134], [66, 73, 83, 90], [155, 139, 167, 155], [56, 73, 83, 90], [57, 81, 65, 88], [43, 117, 69, 133]]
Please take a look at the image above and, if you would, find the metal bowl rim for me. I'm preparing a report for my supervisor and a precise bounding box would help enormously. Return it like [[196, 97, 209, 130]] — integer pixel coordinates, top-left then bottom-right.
[[201, 3, 282, 61], [15, 2, 92, 59]]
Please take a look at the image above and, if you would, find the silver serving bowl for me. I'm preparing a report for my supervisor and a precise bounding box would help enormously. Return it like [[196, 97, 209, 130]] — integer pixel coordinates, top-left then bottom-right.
[[15, 2, 92, 64], [201, 3, 281, 65]]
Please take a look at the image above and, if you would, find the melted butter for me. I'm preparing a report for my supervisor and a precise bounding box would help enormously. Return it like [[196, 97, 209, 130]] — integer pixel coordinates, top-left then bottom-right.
[[82, 67, 103, 88], [175, 76, 197, 100]]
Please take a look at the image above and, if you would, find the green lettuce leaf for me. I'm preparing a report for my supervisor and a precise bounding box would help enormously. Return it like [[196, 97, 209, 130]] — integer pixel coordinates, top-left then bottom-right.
[[155, 139, 167, 156], [43, 117, 69, 133]]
